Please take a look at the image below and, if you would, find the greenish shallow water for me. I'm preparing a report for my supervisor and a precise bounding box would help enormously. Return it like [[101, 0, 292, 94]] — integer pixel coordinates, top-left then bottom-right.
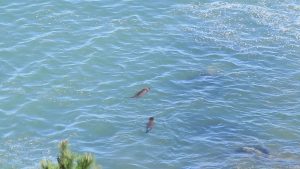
[[0, 0, 300, 168]]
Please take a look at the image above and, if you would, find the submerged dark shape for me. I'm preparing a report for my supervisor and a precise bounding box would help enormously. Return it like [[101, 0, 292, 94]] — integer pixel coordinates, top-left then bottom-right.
[[130, 87, 150, 98], [236, 145, 270, 155]]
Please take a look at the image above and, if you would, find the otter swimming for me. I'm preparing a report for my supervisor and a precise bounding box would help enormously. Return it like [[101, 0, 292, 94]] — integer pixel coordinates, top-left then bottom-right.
[[146, 117, 154, 133], [130, 87, 150, 98]]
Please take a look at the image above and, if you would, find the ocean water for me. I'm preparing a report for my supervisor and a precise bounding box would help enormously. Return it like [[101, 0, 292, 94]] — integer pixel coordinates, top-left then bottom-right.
[[0, 0, 300, 168]]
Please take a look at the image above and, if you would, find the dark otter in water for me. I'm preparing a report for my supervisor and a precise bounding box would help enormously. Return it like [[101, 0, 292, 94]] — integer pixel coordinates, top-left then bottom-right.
[[146, 117, 155, 133], [130, 87, 150, 98]]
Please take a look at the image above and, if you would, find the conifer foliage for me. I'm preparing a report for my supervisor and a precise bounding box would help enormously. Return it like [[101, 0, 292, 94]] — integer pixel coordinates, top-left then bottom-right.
[[41, 140, 100, 169]]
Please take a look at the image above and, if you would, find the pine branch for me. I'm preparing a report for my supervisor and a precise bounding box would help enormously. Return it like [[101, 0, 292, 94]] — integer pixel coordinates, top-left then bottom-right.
[[40, 140, 101, 169]]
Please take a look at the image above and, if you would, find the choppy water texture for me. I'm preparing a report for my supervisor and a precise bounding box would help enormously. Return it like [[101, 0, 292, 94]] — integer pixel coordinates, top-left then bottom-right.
[[0, 0, 300, 168]]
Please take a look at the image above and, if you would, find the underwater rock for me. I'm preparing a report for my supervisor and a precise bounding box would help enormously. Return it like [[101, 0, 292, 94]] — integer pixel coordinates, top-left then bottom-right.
[[236, 145, 270, 156]]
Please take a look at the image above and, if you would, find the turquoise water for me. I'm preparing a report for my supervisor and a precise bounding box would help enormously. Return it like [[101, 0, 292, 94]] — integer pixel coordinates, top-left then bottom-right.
[[0, 0, 300, 168]]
